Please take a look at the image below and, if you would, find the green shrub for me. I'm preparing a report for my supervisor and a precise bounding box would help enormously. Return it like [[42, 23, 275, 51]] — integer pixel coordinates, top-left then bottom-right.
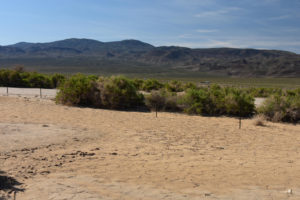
[[56, 74, 95, 106], [258, 94, 300, 123], [286, 88, 300, 97], [165, 80, 184, 92], [145, 90, 166, 111], [87, 75, 99, 81], [145, 89, 181, 112], [247, 87, 282, 97], [224, 90, 255, 117], [207, 84, 227, 115], [51, 73, 66, 88], [97, 76, 144, 109], [26, 72, 52, 88], [141, 79, 164, 91], [180, 88, 210, 114], [0, 68, 61, 88], [132, 78, 144, 90], [56, 75, 144, 109], [180, 85, 255, 117], [8, 70, 24, 87], [181, 85, 227, 115], [184, 82, 197, 90], [0, 69, 10, 86]]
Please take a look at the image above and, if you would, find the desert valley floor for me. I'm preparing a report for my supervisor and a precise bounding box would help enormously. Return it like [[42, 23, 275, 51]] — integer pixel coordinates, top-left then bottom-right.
[[0, 96, 300, 200]]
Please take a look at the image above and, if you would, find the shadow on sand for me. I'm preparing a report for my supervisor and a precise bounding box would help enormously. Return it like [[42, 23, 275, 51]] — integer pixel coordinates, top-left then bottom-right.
[[0, 171, 23, 200]]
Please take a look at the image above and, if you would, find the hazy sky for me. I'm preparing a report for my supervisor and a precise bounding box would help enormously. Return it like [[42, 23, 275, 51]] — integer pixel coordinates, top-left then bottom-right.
[[1, 0, 300, 53]]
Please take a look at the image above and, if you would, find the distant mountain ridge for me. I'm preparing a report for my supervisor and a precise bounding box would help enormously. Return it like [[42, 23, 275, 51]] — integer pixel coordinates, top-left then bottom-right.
[[6, 39, 154, 55], [0, 38, 299, 77]]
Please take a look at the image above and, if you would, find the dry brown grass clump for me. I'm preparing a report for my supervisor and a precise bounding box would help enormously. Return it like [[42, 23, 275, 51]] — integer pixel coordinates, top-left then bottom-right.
[[253, 114, 267, 126]]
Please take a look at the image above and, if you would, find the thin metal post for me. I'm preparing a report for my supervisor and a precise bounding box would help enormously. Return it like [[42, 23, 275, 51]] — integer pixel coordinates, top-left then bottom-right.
[[6, 87, 8, 96], [40, 88, 42, 98], [155, 104, 158, 118], [239, 106, 242, 129]]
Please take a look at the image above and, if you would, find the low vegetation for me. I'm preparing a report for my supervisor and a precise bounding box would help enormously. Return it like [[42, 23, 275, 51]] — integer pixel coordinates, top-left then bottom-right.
[[0, 68, 65, 88], [253, 114, 267, 126], [57, 75, 255, 117], [0, 68, 298, 123], [257, 89, 300, 123], [145, 89, 181, 112], [56, 75, 144, 109], [179, 85, 255, 117], [245, 87, 283, 97], [141, 79, 164, 92]]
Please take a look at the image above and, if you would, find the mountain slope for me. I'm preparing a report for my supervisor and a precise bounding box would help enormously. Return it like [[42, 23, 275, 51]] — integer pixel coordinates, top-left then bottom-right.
[[1, 38, 299, 77]]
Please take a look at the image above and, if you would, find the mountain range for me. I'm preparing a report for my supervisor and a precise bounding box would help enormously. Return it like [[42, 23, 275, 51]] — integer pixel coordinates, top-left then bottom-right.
[[0, 38, 299, 77]]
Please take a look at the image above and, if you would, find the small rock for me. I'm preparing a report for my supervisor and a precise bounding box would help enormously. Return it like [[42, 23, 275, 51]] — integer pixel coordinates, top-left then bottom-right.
[[79, 152, 95, 157], [54, 163, 62, 167], [40, 171, 50, 175], [287, 189, 293, 194], [204, 193, 211, 197]]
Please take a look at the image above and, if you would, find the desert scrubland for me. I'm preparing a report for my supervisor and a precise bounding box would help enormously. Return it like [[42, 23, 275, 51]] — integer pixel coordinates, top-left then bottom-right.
[[0, 95, 300, 200]]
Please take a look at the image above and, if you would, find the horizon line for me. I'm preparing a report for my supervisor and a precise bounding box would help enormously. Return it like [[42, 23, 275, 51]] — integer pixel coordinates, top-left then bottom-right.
[[1, 37, 298, 54]]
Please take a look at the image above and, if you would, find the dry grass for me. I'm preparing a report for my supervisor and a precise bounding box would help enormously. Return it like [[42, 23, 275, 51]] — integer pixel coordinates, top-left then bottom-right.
[[253, 114, 267, 126]]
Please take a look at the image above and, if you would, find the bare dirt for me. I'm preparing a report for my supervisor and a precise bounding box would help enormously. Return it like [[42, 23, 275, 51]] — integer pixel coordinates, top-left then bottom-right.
[[0, 87, 57, 99], [0, 96, 299, 200]]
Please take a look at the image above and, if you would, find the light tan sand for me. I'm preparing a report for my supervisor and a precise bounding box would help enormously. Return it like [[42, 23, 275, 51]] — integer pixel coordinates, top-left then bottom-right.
[[0, 96, 299, 199], [0, 87, 57, 99]]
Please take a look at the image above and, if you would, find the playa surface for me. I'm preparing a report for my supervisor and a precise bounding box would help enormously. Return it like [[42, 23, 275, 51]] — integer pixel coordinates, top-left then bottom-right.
[[0, 96, 299, 200]]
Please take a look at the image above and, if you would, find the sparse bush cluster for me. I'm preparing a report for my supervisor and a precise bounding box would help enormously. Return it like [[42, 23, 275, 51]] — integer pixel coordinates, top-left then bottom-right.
[[180, 85, 255, 117], [97, 76, 145, 109], [55, 74, 94, 106], [165, 80, 184, 92], [258, 92, 300, 123], [56, 75, 144, 109], [246, 87, 283, 97], [0, 68, 65, 88], [142, 84, 255, 117], [141, 79, 164, 91], [145, 89, 181, 112], [1, 68, 298, 123], [54, 74, 299, 122]]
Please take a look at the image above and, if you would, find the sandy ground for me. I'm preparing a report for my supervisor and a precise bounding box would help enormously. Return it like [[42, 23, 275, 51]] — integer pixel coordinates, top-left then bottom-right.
[[254, 97, 266, 107], [0, 87, 57, 99], [0, 96, 299, 200]]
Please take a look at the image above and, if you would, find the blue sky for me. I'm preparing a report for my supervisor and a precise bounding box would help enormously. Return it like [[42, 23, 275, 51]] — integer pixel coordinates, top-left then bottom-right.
[[1, 0, 300, 53]]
